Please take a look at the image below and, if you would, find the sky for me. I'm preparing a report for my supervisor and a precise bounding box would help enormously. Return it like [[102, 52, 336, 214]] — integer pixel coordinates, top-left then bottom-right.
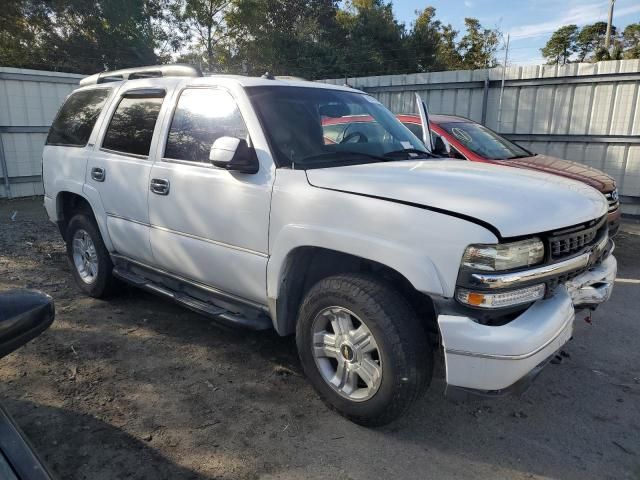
[[392, 0, 640, 65]]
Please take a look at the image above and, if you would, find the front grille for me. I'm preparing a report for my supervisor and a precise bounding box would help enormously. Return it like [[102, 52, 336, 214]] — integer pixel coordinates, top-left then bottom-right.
[[548, 217, 606, 261], [604, 191, 619, 213]]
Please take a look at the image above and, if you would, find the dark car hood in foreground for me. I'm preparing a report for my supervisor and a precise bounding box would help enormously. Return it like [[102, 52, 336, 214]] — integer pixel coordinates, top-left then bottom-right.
[[493, 154, 616, 193]]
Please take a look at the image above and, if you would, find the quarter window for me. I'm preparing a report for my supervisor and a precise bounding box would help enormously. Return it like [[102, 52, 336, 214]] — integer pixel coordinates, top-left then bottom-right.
[[165, 89, 249, 163], [46, 89, 111, 147], [102, 95, 163, 156]]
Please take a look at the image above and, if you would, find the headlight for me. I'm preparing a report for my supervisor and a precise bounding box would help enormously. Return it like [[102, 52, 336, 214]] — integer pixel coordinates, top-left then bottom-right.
[[456, 284, 546, 309], [461, 238, 544, 272]]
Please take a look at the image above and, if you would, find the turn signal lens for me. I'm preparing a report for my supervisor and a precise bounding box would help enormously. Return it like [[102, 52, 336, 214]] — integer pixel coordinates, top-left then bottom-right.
[[456, 284, 546, 309]]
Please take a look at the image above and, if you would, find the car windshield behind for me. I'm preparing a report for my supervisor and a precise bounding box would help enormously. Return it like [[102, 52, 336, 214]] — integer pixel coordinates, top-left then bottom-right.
[[246, 86, 428, 168], [439, 121, 532, 160]]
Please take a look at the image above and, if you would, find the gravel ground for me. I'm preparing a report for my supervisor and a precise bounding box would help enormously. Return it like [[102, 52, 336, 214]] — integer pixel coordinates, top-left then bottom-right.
[[0, 196, 639, 480]]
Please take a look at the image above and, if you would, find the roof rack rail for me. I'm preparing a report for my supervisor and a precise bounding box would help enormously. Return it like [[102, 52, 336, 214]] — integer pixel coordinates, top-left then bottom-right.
[[79, 64, 202, 87], [274, 75, 307, 81]]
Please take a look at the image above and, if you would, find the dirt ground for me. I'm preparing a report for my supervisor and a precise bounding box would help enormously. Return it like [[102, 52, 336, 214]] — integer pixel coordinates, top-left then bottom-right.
[[0, 196, 638, 480]]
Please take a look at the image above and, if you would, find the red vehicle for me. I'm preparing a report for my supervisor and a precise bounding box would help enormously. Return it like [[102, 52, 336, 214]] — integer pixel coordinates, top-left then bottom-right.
[[322, 114, 621, 235]]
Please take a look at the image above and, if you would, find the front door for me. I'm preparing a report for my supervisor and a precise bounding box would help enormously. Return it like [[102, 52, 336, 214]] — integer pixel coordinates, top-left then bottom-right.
[[147, 87, 273, 305]]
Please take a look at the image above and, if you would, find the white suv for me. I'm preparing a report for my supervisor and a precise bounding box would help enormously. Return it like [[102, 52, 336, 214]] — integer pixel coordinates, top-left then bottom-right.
[[42, 65, 617, 426]]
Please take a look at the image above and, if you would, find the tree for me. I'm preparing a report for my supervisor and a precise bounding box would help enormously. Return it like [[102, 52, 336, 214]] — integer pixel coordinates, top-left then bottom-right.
[[622, 22, 640, 59], [0, 0, 168, 73], [436, 24, 463, 70], [336, 0, 412, 76], [223, 0, 343, 78], [174, 0, 236, 72], [457, 18, 499, 69], [576, 21, 614, 62], [0, 0, 53, 70], [409, 7, 443, 72], [541, 24, 578, 65]]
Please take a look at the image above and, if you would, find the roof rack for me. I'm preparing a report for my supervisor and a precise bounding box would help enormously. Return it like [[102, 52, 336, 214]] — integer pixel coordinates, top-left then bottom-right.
[[79, 64, 202, 87], [275, 75, 307, 81]]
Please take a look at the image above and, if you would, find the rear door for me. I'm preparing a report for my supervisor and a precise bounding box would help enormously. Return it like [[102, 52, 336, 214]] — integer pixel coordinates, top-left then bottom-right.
[[86, 82, 168, 263]]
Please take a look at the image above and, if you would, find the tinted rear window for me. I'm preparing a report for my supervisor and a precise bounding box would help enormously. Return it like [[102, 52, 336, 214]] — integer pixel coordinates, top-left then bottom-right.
[[46, 89, 111, 147], [102, 97, 163, 156]]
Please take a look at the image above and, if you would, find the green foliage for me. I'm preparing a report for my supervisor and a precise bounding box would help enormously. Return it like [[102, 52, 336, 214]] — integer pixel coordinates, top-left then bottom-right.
[[622, 23, 640, 59], [437, 24, 463, 70], [222, 0, 343, 77], [541, 20, 638, 65], [410, 7, 446, 71], [457, 18, 500, 69], [576, 21, 612, 62], [0, 0, 501, 77], [541, 24, 578, 65], [0, 0, 169, 73], [334, 0, 411, 76], [172, 0, 235, 72]]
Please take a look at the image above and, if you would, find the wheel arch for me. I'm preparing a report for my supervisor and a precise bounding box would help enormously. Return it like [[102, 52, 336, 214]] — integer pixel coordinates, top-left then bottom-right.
[[55, 191, 114, 251], [268, 246, 439, 338]]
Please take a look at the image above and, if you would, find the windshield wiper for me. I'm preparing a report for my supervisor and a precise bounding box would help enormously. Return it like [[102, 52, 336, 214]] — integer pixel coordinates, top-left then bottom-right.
[[383, 148, 440, 159], [300, 151, 393, 165]]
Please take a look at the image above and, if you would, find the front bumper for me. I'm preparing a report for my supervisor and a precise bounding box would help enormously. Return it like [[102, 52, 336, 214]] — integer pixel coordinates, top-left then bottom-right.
[[438, 254, 617, 394]]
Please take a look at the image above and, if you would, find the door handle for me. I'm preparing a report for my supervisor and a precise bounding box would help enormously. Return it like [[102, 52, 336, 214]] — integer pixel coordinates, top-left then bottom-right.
[[91, 167, 105, 182], [150, 178, 170, 195]]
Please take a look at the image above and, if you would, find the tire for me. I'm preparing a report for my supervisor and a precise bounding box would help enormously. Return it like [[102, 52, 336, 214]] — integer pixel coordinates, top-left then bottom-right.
[[65, 213, 117, 298], [296, 273, 432, 426]]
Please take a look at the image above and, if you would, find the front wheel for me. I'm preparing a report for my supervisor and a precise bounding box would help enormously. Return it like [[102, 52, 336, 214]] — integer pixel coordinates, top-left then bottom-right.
[[296, 274, 432, 426]]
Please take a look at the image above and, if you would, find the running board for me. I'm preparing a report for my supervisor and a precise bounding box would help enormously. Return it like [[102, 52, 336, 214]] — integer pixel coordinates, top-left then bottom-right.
[[112, 266, 272, 331]]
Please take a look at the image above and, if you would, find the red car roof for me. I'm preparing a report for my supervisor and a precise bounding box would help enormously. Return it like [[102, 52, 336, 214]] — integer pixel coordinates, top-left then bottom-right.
[[396, 114, 471, 124]]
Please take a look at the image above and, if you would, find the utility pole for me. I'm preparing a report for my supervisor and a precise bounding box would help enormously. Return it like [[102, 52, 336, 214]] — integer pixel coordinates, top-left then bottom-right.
[[497, 33, 510, 133], [605, 0, 615, 51]]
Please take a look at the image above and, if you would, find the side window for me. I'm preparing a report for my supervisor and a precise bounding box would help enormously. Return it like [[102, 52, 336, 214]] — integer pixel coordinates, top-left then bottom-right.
[[165, 89, 248, 163], [102, 94, 164, 157], [403, 122, 423, 139], [322, 123, 347, 144], [46, 89, 111, 147]]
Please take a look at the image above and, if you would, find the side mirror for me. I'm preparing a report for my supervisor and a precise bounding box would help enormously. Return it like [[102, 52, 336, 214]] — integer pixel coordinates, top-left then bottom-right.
[[0, 290, 55, 359], [433, 136, 449, 157], [209, 136, 259, 174]]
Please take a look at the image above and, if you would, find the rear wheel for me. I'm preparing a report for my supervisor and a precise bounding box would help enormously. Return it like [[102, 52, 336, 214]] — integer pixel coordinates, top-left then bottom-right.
[[65, 213, 116, 298], [296, 273, 432, 426]]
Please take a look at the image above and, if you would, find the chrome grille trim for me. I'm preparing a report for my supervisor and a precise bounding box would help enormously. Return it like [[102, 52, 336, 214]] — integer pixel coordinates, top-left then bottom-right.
[[548, 216, 607, 260], [604, 191, 619, 213]]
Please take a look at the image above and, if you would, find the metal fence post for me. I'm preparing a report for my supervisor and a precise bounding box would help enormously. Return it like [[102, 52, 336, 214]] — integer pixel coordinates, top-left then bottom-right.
[[0, 133, 11, 198], [481, 76, 490, 125]]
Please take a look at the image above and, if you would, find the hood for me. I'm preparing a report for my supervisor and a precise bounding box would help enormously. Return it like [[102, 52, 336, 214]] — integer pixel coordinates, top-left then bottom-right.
[[493, 154, 616, 192], [306, 160, 608, 238]]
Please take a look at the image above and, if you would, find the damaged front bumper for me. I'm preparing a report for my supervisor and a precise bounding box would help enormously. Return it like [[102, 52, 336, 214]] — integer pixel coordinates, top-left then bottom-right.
[[438, 253, 617, 397]]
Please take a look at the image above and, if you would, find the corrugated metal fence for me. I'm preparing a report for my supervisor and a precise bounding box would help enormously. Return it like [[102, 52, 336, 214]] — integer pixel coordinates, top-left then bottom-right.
[[0, 67, 83, 198], [321, 59, 640, 215], [1, 63, 639, 214]]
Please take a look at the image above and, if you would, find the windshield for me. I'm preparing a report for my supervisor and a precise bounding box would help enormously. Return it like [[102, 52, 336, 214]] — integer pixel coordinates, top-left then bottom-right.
[[246, 86, 428, 168], [439, 121, 532, 160]]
